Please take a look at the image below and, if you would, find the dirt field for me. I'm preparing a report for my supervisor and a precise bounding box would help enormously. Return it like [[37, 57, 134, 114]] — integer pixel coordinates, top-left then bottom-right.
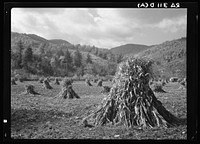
[[11, 81, 187, 139]]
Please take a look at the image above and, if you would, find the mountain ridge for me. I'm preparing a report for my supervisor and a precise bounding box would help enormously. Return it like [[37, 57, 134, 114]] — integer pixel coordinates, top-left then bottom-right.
[[48, 39, 72, 45], [11, 32, 111, 69], [110, 43, 151, 56], [135, 37, 186, 79], [11, 31, 186, 78]]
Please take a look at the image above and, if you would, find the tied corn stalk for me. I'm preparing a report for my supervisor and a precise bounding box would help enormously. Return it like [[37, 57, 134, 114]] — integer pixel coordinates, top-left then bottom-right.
[[23, 84, 40, 95], [19, 78, 23, 82], [97, 79, 103, 87], [54, 78, 60, 85], [56, 78, 80, 99], [11, 78, 17, 85], [85, 79, 92, 86], [39, 78, 44, 83], [43, 78, 53, 89], [84, 57, 181, 128]]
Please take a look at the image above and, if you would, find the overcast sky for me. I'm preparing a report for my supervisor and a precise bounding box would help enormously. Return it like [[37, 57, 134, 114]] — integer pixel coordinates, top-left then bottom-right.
[[11, 8, 187, 48]]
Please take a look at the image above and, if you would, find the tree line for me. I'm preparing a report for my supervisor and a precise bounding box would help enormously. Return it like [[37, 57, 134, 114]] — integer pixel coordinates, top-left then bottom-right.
[[11, 40, 124, 77]]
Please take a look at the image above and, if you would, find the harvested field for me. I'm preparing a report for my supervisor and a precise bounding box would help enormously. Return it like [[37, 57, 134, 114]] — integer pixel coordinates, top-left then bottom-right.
[[11, 81, 186, 139]]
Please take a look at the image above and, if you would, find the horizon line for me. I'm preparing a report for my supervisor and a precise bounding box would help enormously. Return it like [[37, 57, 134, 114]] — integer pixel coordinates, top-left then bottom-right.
[[11, 31, 186, 49]]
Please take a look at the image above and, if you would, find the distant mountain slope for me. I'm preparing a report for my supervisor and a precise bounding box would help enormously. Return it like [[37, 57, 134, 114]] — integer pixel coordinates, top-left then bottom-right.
[[70, 50, 109, 67], [11, 32, 110, 68], [11, 32, 72, 47], [11, 32, 186, 78], [48, 39, 71, 45], [135, 37, 186, 78], [27, 34, 48, 43], [110, 44, 150, 56]]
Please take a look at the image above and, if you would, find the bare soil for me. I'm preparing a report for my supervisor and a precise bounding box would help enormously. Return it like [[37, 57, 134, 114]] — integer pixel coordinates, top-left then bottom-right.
[[11, 81, 187, 139]]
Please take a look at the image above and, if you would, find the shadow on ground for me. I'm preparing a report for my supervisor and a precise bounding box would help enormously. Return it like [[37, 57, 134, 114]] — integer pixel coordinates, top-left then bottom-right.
[[11, 108, 74, 130]]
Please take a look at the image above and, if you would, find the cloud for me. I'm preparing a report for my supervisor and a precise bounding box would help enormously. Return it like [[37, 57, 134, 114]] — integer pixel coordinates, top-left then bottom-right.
[[81, 9, 141, 44], [20, 8, 64, 15], [11, 8, 59, 38], [152, 15, 187, 33], [11, 8, 187, 48], [117, 9, 186, 24]]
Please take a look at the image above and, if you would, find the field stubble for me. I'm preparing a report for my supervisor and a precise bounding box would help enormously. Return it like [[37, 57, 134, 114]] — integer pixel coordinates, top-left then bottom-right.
[[11, 81, 187, 139]]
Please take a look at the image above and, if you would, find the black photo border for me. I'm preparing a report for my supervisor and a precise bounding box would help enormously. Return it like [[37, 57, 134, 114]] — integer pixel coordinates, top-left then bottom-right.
[[3, 2, 198, 143]]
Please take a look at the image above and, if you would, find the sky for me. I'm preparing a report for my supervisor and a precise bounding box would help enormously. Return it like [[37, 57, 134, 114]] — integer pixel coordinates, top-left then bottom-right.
[[11, 8, 187, 48]]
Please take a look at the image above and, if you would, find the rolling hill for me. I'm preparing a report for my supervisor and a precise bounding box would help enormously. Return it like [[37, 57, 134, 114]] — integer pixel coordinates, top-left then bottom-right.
[[11, 32, 110, 68], [11, 31, 186, 78], [110, 44, 150, 56], [11, 32, 72, 48], [48, 39, 71, 45], [11, 32, 52, 52], [135, 37, 186, 79]]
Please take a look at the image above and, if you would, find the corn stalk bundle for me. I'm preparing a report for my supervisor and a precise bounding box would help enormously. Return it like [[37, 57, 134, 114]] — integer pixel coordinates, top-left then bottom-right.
[[177, 78, 183, 83], [178, 79, 186, 89], [93, 79, 98, 83], [180, 79, 186, 87], [62, 78, 73, 87], [11, 78, 17, 85], [57, 78, 80, 99], [43, 78, 53, 89], [23, 84, 40, 95], [19, 78, 23, 82], [46, 77, 51, 82], [84, 57, 181, 128], [97, 79, 103, 87], [161, 81, 166, 86], [39, 78, 44, 83], [54, 78, 60, 85], [85, 79, 92, 86]]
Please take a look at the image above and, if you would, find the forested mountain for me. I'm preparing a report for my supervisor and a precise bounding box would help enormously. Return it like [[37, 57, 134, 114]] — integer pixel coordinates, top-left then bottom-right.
[[110, 44, 150, 56], [135, 37, 186, 79], [48, 39, 72, 45], [11, 31, 186, 79], [11, 32, 120, 77]]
